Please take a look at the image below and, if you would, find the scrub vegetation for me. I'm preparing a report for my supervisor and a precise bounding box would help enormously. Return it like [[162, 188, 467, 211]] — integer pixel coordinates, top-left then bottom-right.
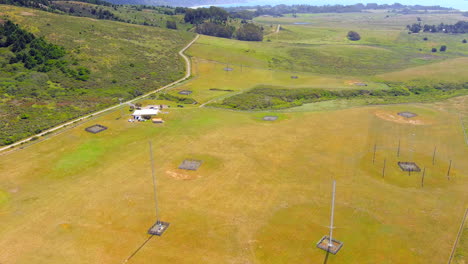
[[0, 5, 193, 145]]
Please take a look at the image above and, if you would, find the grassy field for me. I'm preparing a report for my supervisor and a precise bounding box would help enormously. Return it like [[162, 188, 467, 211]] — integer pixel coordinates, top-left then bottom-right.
[[167, 58, 388, 105], [0, 96, 467, 263], [186, 12, 468, 78], [1, 9, 468, 264]]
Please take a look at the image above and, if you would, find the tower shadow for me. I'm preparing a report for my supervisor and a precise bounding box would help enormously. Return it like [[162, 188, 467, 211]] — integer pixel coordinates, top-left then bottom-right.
[[323, 249, 330, 264]]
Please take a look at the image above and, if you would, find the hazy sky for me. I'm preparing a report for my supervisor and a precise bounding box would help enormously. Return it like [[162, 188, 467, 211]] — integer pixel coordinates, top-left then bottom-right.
[[216, 0, 468, 10]]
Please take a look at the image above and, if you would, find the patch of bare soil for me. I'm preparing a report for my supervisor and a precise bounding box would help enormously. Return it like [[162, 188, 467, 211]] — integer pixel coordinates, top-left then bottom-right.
[[166, 170, 199, 180], [374, 110, 432, 125], [20, 11, 35, 16]]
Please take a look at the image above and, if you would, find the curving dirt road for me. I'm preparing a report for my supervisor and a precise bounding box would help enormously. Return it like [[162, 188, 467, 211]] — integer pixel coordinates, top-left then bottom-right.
[[0, 34, 200, 153]]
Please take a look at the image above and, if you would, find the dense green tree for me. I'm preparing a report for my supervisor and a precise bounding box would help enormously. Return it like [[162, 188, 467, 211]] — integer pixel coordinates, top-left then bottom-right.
[[236, 23, 263, 41], [407, 23, 422, 33], [184, 6, 228, 25], [196, 22, 234, 38], [440, 45, 447, 52], [347, 31, 361, 41], [413, 21, 468, 34], [166, 20, 177, 29]]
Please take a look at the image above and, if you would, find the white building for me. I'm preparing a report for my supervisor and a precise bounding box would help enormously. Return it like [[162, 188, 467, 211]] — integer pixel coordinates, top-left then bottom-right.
[[132, 109, 159, 120]]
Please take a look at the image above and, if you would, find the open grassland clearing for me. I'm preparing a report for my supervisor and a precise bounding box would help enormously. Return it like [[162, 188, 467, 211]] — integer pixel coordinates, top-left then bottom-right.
[[167, 58, 387, 105], [184, 12, 468, 113], [0, 97, 467, 263], [377, 57, 468, 83], [188, 14, 467, 77], [256, 12, 468, 31]]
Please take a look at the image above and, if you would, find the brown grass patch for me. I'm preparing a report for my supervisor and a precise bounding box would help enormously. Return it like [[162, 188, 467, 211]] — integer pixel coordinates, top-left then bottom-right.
[[166, 170, 199, 180], [59, 223, 72, 231], [20, 11, 35, 16], [374, 110, 432, 125], [345, 80, 366, 85]]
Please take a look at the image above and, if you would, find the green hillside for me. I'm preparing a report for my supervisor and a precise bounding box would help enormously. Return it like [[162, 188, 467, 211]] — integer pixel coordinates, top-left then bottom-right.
[[0, 5, 194, 145]]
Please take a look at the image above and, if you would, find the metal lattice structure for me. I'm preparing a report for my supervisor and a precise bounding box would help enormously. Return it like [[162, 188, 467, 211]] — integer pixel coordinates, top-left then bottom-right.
[[147, 141, 169, 236], [317, 180, 344, 254]]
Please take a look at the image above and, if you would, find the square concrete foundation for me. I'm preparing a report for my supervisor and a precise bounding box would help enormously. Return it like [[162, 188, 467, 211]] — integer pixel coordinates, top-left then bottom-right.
[[316, 236, 344, 254], [148, 221, 170, 236]]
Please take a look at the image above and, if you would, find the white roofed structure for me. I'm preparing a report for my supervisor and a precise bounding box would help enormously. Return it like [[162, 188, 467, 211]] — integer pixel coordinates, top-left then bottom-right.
[[132, 109, 159, 120]]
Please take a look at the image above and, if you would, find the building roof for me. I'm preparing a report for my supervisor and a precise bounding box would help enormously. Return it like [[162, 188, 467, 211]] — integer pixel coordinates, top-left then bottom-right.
[[132, 109, 159, 116], [143, 105, 161, 109]]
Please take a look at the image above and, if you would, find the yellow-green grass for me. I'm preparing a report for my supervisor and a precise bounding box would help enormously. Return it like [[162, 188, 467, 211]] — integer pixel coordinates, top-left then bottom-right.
[[377, 57, 468, 82], [167, 58, 387, 105], [186, 31, 460, 76], [256, 12, 468, 31], [257, 13, 468, 61], [0, 97, 467, 263]]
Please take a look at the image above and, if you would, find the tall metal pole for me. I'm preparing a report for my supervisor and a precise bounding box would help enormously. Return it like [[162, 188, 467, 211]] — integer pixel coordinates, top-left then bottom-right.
[[397, 139, 401, 157], [382, 158, 386, 178], [432, 146, 437, 165], [372, 143, 377, 164], [329, 180, 336, 247], [149, 141, 161, 225], [447, 160, 452, 180], [421, 167, 426, 187]]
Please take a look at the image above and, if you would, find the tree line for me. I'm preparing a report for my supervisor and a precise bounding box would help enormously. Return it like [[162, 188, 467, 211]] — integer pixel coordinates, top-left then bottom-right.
[[184, 6, 263, 41], [407, 21, 468, 34], [224, 3, 453, 17]]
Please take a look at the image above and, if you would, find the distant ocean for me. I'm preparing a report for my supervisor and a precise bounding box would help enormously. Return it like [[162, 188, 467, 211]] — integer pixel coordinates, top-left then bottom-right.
[[192, 0, 468, 11]]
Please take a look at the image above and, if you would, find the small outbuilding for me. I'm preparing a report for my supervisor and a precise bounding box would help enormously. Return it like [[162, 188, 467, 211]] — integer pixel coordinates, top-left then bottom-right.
[[152, 118, 164, 124], [132, 109, 159, 121]]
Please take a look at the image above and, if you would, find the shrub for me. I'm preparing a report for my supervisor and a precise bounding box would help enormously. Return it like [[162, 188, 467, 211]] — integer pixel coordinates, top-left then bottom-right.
[[431, 48, 437, 52], [347, 31, 361, 41], [166, 20, 177, 30], [440, 45, 447, 52]]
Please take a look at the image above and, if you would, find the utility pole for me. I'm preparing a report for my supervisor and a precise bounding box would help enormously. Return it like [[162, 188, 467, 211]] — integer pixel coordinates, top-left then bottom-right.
[[316, 180, 343, 254], [382, 159, 386, 178], [447, 160, 452, 180], [397, 139, 401, 157], [373, 143, 377, 164], [147, 141, 169, 236], [328, 180, 336, 247], [149, 141, 161, 225]]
